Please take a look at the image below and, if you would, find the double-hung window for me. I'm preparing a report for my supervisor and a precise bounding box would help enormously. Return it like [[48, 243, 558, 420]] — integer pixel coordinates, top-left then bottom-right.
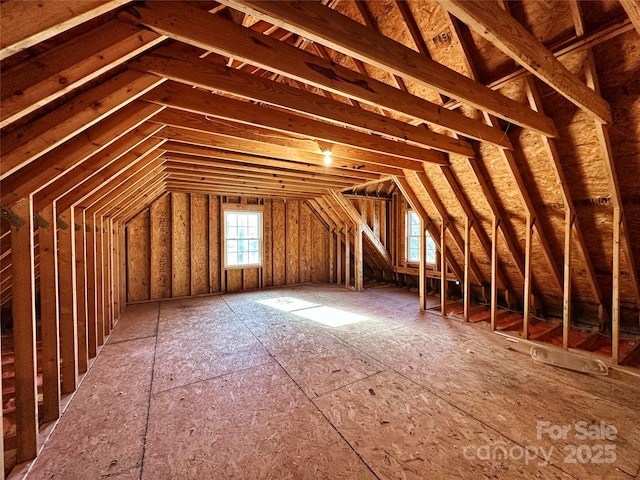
[[224, 210, 262, 268], [406, 210, 437, 265]]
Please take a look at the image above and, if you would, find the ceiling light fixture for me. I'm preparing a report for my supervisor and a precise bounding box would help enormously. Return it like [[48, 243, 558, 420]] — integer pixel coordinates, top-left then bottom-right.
[[322, 149, 332, 165]]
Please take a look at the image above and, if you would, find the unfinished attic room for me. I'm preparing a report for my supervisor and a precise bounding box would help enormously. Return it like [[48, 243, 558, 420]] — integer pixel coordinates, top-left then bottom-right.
[[3, 0, 640, 478]]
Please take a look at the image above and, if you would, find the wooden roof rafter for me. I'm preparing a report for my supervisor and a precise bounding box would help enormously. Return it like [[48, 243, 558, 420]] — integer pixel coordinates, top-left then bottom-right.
[[435, 0, 612, 124], [117, 0, 514, 148], [216, 0, 558, 137]]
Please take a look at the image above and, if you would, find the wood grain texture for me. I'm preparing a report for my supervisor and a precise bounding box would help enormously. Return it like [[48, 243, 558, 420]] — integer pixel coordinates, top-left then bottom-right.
[[218, 0, 558, 136], [151, 195, 172, 300], [120, 0, 513, 147], [144, 81, 444, 167], [171, 193, 190, 297], [133, 45, 473, 157], [437, 0, 611, 124], [127, 210, 151, 303], [11, 197, 39, 463], [190, 194, 209, 295]]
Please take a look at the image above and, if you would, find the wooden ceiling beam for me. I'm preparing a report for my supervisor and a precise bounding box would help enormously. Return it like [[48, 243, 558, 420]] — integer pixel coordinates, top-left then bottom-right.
[[130, 43, 473, 157], [1, 71, 164, 179], [101, 174, 168, 220], [155, 126, 405, 177], [34, 126, 165, 211], [151, 108, 421, 173], [162, 144, 378, 181], [216, 0, 558, 136], [436, 0, 612, 124], [1, 20, 164, 129], [118, 1, 513, 147], [143, 81, 444, 167], [0, 0, 129, 60], [0, 102, 164, 207]]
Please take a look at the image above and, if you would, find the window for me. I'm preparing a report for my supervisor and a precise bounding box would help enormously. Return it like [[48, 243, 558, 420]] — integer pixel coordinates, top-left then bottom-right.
[[224, 210, 262, 268], [406, 211, 437, 265]]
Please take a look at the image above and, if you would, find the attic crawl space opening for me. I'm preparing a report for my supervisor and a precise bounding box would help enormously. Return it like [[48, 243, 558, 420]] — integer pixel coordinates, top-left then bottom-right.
[[1, 0, 640, 477]]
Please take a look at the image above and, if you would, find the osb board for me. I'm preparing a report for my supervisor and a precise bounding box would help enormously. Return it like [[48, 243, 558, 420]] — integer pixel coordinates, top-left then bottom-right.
[[150, 195, 171, 300], [299, 203, 312, 283], [576, 204, 637, 307], [244, 268, 260, 290], [107, 302, 159, 345], [255, 320, 385, 398], [127, 210, 150, 303], [595, 30, 640, 285], [171, 192, 191, 297], [226, 268, 243, 292], [311, 215, 329, 283], [286, 200, 300, 285], [143, 363, 375, 480], [314, 369, 573, 479], [152, 298, 272, 393], [27, 336, 156, 480], [190, 194, 209, 295], [538, 51, 611, 201], [509, 0, 576, 47], [349, 322, 640, 479], [582, 0, 627, 33], [271, 199, 287, 286]]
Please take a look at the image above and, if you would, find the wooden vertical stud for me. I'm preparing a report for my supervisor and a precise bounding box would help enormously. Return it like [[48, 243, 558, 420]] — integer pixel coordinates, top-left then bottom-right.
[[563, 210, 574, 349], [336, 226, 342, 285], [523, 214, 533, 339], [345, 225, 350, 288], [86, 216, 98, 357], [11, 197, 39, 462], [96, 216, 105, 346], [38, 203, 61, 423], [419, 218, 426, 311], [75, 210, 88, 374], [612, 206, 621, 364], [464, 216, 471, 322], [440, 222, 447, 316], [58, 207, 78, 394], [491, 216, 499, 331], [354, 225, 364, 292]]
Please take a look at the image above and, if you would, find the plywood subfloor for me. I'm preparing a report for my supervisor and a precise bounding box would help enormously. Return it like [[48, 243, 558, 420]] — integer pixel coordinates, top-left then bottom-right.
[[22, 285, 640, 480]]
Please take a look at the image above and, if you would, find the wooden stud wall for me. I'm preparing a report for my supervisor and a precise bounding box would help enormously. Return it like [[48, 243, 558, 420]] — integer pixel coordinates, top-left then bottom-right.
[[126, 193, 331, 302]]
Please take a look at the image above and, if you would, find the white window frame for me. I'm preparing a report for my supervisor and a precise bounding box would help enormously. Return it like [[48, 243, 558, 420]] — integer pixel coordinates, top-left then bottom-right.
[[223, 206, 263, 269], [405, 210, 437, 265]]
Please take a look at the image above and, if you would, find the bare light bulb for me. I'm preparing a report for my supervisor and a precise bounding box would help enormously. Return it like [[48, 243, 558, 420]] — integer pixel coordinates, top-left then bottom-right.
[[322, 149, 332, 165]]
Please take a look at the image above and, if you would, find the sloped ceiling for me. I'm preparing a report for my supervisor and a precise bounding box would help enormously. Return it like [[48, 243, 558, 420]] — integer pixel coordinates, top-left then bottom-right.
[[1, 0, 639, 328]]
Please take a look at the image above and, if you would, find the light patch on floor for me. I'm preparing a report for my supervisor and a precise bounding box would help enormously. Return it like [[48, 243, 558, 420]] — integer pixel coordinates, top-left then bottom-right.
[[256, 296, 319, 312], [292, 305, 369, 327]]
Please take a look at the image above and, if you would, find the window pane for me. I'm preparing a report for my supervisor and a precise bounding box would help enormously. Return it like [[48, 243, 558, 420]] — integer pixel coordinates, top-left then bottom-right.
[[225, 211, 263, 267]]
